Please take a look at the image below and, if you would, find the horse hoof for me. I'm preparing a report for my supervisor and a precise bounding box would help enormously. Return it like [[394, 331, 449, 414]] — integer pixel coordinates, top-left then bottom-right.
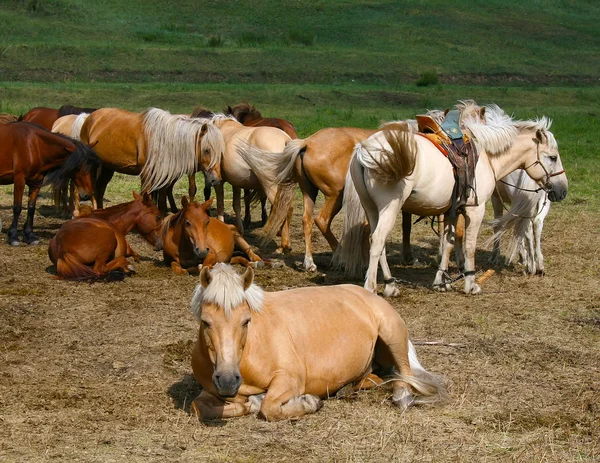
[[28, 240, 40, 246], [251, 260, 265, 269], [247, 393, 266, 414], [465, 283, 481, 295], [301, 394, 323, 412], [392, 390, 415, 411], [9, 240, 22, 246], [127, 265, 136, 274], [305, 263, 317, 273], [383, 284, 401, 297]]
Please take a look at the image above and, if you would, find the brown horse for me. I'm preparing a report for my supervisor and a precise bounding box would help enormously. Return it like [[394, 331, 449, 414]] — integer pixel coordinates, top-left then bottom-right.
[[0, 122, 99, 245], [161, 197, 263, 275], [48, 192, 162, 280], [189, 264, 447, 421], [19, 105, 96, 130], [79, 108, 224, 214], [195, 104, 298, 229]]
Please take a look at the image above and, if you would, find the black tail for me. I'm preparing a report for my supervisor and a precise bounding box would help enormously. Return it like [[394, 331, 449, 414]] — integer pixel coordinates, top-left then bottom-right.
[[44, 137, 101, 191]]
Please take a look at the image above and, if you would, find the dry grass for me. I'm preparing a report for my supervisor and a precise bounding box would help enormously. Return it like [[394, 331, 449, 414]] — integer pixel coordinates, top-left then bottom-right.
[[0, 178, 598, 462]]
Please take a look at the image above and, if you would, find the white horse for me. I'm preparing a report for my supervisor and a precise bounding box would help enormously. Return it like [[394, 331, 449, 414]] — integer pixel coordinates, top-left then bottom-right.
[[336, 105, 568, 295], [490, 169, 551, 275]]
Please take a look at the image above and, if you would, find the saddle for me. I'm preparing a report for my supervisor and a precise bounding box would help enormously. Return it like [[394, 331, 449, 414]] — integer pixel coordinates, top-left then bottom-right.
[[416, 109, 479, 215]]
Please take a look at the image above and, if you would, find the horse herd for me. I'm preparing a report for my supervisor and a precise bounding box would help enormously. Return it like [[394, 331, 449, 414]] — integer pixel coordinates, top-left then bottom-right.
[[0, 100, 568, 420]]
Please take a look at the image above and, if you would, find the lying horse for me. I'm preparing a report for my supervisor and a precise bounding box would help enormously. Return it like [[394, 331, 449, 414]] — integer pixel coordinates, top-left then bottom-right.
[[190, 264, 447, 421], [161, 197, 263, 275], [48, 192, 162, 280]]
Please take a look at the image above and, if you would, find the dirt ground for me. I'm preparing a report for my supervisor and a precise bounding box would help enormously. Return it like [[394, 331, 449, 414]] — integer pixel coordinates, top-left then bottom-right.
[[0, 184, 598, 462]]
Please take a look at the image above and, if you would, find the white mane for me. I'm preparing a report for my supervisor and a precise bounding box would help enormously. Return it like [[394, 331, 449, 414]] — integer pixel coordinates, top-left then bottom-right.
[[463, 104, 519, 155], [190, 264, 264, 320], [70, 113, 90, 140], [141, 108, 221, 191]]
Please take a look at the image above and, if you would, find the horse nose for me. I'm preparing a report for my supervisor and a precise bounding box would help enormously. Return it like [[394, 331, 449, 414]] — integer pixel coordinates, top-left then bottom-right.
[[79, 193, 91, 201], [194, 247, 209, 259], [213, 371, 242, 398]]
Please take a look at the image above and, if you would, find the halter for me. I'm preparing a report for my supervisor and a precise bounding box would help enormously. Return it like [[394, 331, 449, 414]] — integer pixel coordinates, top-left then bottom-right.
[[518, 141, 565, 193]]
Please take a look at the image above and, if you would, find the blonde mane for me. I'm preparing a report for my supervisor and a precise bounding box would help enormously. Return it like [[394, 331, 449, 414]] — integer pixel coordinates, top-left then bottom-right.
[[141, 108, 223, 191], [70, 113, 90, 140], [190, 264, 264, 320]]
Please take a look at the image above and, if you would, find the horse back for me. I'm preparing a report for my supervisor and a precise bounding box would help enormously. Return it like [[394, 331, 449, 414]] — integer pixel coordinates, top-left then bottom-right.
[[246, 117, 298, 139], [20, 107, 60, 131]]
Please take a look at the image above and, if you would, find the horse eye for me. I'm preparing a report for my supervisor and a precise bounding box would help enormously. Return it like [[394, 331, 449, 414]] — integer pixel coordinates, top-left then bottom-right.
[[156, 215, 161, 221], [201, 320, 211, 329], [549, 156, 558, 162], [185, 220, 191, 227], [242, 319, 251, 327]]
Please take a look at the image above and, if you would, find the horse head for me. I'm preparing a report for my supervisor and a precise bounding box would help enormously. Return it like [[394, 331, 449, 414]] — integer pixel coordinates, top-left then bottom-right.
[[191, 264, 263, 398], [132, 191, 164, 250], [198, 123, 223, 187], [180, 197, 213, 260], [73, 167, 94, 202], [524, 128, 568, 202]]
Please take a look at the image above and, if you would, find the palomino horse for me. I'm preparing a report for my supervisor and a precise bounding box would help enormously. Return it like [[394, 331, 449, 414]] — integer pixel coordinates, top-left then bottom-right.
[[79, 108, 225, 213], [257, 127, 378, 271], [52, 113, 96, 216], [490, 169, 551, 275], [197, 104, 298, 228], [189, 264, 447, 421], [194, 113, 293, 251], [336, 105, 568, 295], [19, 105, 97, 130], [48, 191, 162, 280], [0, 122, 99, 245], [161, 197, 263, 275]]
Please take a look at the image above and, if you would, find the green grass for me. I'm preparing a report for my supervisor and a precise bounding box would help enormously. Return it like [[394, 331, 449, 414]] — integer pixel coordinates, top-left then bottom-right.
[[1, 0, 598, 84]]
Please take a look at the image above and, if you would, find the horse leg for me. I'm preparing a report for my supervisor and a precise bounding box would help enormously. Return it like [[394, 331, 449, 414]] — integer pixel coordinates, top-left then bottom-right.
[[260, 192, 268, 225], [203, 174, 211, 202], [7, 175, 25, 245], [314, 192, 343, 252], [95, 168, 114, 209], [258, 374, 322, 421], [188, 174, 197, 201], [94, 254, 132, 276], [463, 206, 486, 294], [489, 192, 504, 264], [454, 214, 465, 271], [170, 261, 189, 275], [366, 199, 402, 295], [191, 390, 249, 421], [533, 199, 549, 275], [243, 189, 252, 230], [266, 185, 292, 254], [433, 216, 456, 291], [401, 212, 415, 265], [215, 182, 225, 222], [228, 224, 262, 263], [22, 184, 41, 245], [232, 187, 244, 234], [167, 183, 178, 213], [124, 240, 140, 263], [298, 176, 318, 272]]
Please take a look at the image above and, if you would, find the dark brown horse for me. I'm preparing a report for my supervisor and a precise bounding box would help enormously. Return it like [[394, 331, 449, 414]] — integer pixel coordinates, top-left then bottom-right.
[[161, 197, 263, 275], [0, 122, 99, 245], [48, 192, 162, 280]]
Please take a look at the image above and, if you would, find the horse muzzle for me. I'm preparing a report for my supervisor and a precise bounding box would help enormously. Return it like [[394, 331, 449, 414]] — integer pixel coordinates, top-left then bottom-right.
[[79, 193, 92, 201], [213, 370, 242, 398], [194, 246, 210, 260]]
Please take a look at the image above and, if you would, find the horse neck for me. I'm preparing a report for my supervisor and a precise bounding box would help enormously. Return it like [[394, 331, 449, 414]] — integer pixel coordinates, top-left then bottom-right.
[[486, 132, 537, 181], [92, 201, 140, 233]]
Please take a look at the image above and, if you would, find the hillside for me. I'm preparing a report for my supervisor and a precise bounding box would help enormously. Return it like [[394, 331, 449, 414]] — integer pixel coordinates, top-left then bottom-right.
[[1, 0, 599, 85]]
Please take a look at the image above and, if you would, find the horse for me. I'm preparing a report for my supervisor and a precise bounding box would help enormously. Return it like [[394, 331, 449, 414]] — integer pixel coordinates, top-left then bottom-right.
[[489, 169, 551, 275], [161, 197, 263, 275], [189, 264, 447, 421], [0, 122, 99, 246], [19, 105, 96, 131], [336, 104, 568, 296], [193, 105, 298, 230], [51, 113, 95, 216], [192, 113, 293, 251], [48, 191, 162, 280], [79, 108, 224, 215]]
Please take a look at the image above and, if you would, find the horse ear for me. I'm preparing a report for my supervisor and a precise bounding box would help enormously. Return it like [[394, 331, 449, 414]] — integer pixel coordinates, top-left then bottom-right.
[[479, 107, 486, 120], [200, 266, 212, 288], [142, 191, 153, 203], [242, 267, 254, 291], [181, 196, 189, 208], [132, 191, 142, 201], [535, 129, 545, 144], [200, 124, 208, 136], [227, 106, 233, 114], [444, 108, 450, 117], [201, 198, 214, 210]]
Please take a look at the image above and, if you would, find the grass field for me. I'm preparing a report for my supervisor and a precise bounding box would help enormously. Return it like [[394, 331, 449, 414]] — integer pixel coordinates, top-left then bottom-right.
[[1, 0, 599, 461]]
